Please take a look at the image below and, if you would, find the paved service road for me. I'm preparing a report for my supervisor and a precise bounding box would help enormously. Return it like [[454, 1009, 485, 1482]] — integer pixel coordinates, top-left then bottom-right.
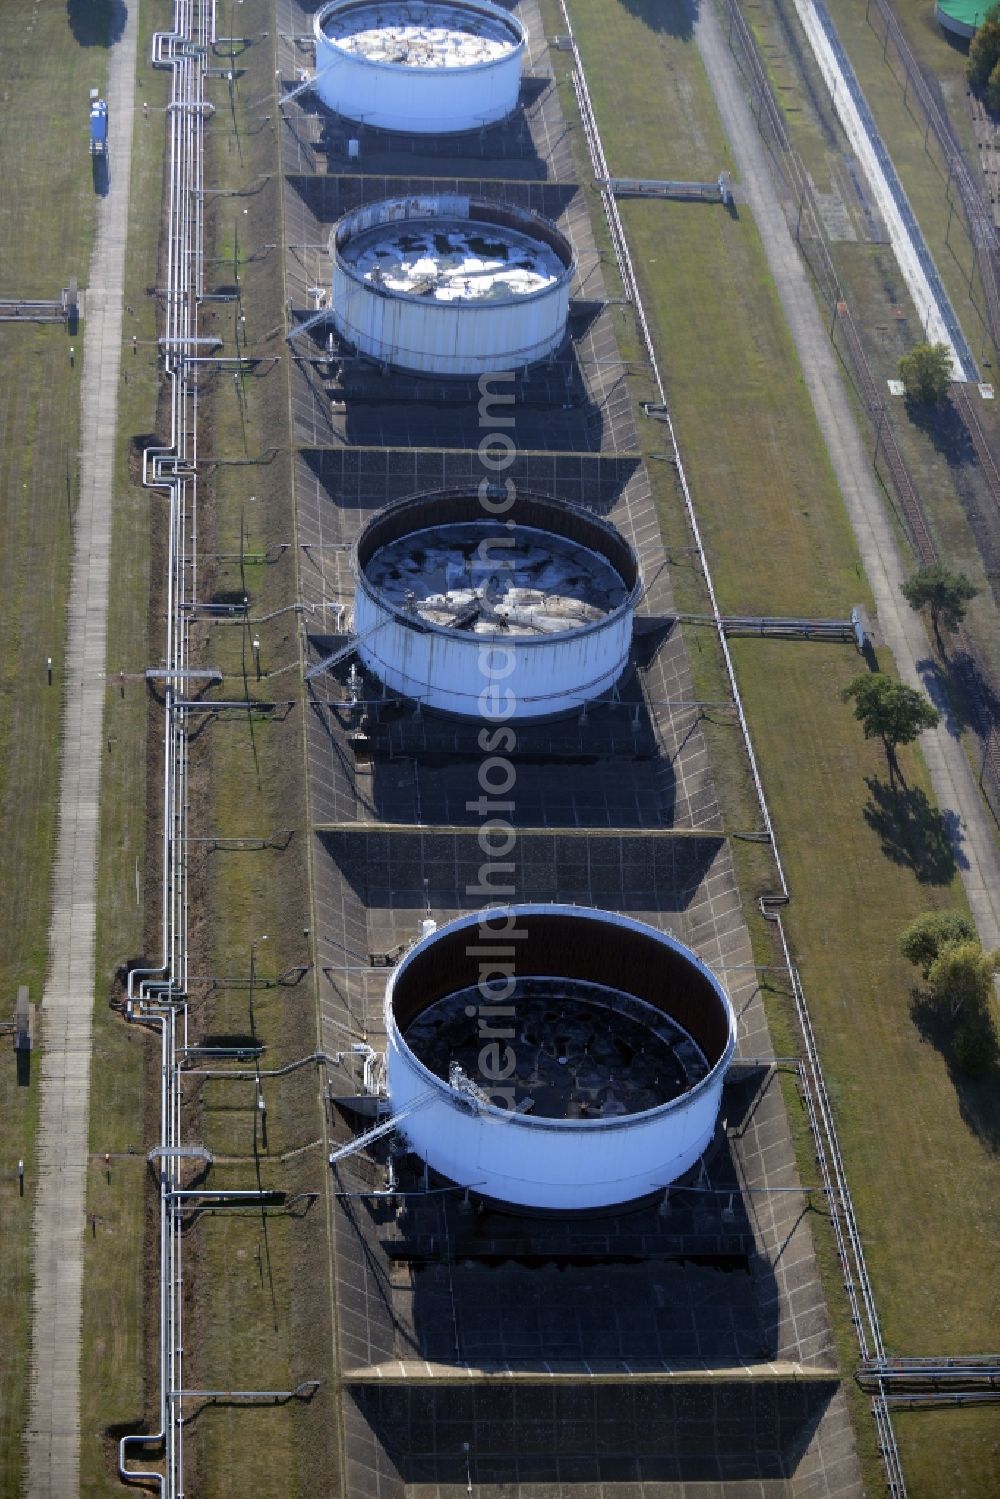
[[692, 0, 1000, 951], [25, 9, 139, 1495]]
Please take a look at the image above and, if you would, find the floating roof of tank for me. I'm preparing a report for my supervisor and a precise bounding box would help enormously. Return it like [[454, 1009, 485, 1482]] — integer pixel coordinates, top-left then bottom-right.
[[389, 907, 735, 1103], [316, 0, 524, 68], [332, 196, 575, 309], [354, 488, 642, 643], [404, 974, 713, 1120], [361, 520, 628, 637], [341, 219, 563, 304]]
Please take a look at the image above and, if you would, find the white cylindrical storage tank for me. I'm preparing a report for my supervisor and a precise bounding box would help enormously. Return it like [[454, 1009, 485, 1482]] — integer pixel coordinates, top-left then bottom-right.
[[330, 195, 574, 376], [312, 0, 526, 134], [384, 905, 737, 1211], [352, 487, 641, 718]]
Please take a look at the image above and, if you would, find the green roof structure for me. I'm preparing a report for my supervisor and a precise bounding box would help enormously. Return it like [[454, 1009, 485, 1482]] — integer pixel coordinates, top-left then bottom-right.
[[936, 0, 988, 37]]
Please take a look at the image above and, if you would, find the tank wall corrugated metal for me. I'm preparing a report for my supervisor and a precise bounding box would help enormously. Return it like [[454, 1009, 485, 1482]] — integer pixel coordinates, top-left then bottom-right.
[[332, 261, 571, 375], [314, 29, 524, 133], [354, 582, 633, 717], [337, 195, 470, 241], [383, 906, 736, 1210], [389, 1043, 725, 1210]]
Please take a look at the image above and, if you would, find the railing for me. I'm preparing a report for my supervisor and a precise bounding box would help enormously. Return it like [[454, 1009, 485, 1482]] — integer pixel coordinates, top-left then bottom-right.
[[119, 3, 213, 1495], [858, 1354, 1000, 1406]]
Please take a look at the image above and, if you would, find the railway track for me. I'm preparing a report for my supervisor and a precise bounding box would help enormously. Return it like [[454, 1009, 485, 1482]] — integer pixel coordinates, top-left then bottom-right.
[[835, 305, 938, 565], [948, 387, 1000, 817], [867, 0, 1000, 353], [952, 379, 1000, 511], [725, 8, 940, 568]]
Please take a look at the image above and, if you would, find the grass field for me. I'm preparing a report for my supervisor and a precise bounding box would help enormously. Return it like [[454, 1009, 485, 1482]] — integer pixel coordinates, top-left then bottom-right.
[[0, 2, 114, 1490], [77, 0, 172, 1487], [551, 0, 1000, 1491], [78, 3, 342, 1488]]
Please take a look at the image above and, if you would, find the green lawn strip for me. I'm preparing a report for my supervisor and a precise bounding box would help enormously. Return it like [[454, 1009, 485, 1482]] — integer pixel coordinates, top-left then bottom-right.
[[559, 0, 999, 1488], [169, 19, 339, 1496], [749, 0, 844, 187], [0, 4, 114, 1488], [0, 6, 105, 293], [78, 0, 172, 1486], [824, 0, 996, 368], [189, 1156, 332, 1499], [0, 1022, 40, 1497], [893, 1404, 1000, 1497], [625, 196, 866, 616], [0, 336, 79, 1014], [735, 637, 996, 1363], [80, 1158, 149, 1486]]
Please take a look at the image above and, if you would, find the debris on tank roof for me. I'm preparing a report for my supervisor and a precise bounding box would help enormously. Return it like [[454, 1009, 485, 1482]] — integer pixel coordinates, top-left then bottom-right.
[[364, 522, 627, 635], [323, 1, 519, 67]]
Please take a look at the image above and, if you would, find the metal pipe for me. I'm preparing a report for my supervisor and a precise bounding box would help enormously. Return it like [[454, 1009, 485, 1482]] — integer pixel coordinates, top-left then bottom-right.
[[168, 1189, 281, 1199], [170, 1382, 320, 1399], [183, 1050, 337, 1077], [121, 4, 214, 1494]]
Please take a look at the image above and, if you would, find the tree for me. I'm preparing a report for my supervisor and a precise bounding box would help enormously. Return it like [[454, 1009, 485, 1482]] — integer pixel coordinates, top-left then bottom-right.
[[841, 673, 940, 783], [901, 913, 999, 1075], [901, 565, 979, 649], [953, 1013, 999, 1077], [988, 58, 1000, 113], [926, 939, 999, 1021], [900, 909, 977, 978], [897, 342, 953, 404], [969, 6, 1000, 90]]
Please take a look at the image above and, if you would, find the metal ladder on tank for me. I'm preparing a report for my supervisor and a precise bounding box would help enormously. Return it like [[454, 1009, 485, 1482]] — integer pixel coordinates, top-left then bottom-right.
[[327, 1090, 435, 1168]]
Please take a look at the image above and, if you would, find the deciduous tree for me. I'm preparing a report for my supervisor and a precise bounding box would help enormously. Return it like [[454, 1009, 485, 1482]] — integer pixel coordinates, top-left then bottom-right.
[[901, 566, 979, 649], [969, 5, 1000, 90], [897, 341, 953, 403], [841, 674, 940, 784], [927, 939, 998, 1021], [900, 909, 977, 978]]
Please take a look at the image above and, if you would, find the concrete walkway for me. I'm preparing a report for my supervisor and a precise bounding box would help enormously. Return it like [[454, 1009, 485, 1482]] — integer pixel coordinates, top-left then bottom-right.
[[25, 10, 139, 1496], [693, 0, 1000, 949]]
